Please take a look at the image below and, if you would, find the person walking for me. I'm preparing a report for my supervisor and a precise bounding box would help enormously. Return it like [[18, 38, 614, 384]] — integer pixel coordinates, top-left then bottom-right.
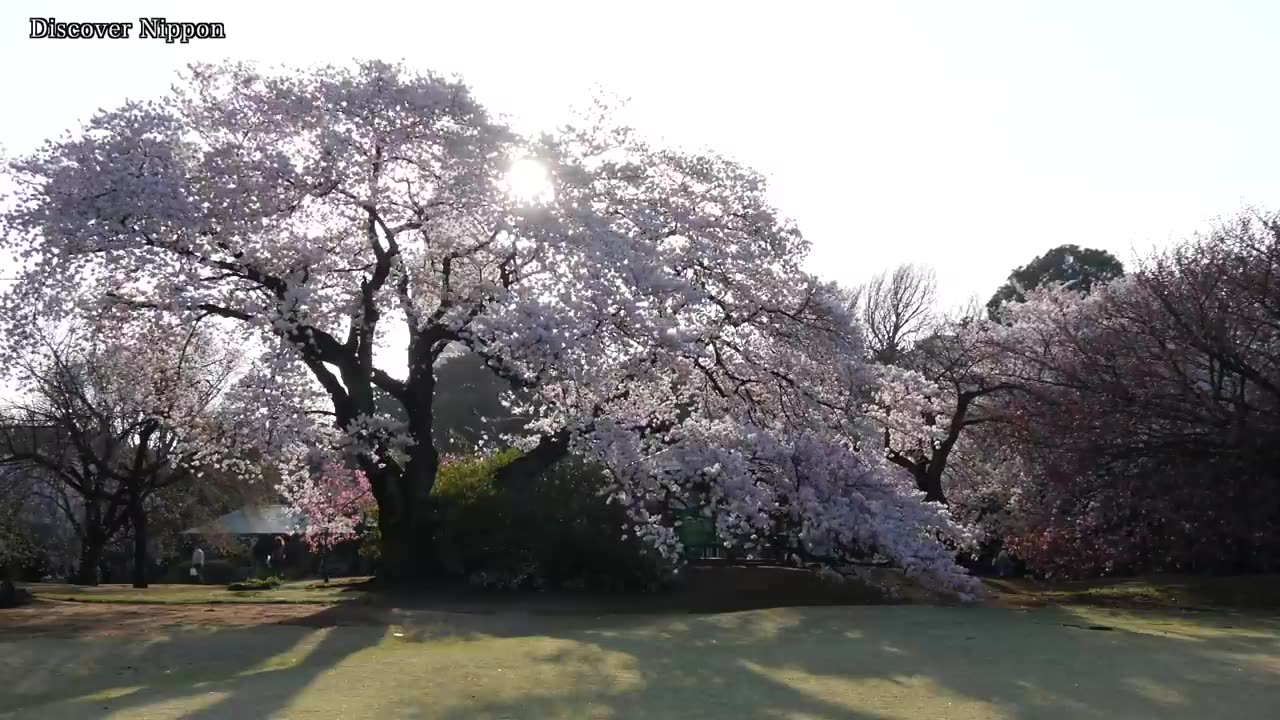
[[995, 549, 1015, 578], [272, 535, 287, 576], [191, 546, 205, 584]]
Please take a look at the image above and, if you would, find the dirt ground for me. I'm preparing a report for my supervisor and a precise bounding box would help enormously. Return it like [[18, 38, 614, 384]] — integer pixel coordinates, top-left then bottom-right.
[[0, 564, 903, 641], [7, 566, 1268, 644], [0, 600, 381, 640]]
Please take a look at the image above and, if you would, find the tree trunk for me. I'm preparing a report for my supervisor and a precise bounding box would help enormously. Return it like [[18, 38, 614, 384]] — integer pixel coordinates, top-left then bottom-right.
[[922, 467, 947, 505], [317, 530, 330, 583], [366, 452, 440, 584], [909, 464, 947, 505], [374, 362, 444, 583], [129, 499, 149, 589], [77, 538, 105, 586], [376, 499, 437, 583]]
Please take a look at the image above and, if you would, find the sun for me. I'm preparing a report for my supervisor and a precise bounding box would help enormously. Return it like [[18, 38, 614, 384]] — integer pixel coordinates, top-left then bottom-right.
[[504, 158, 554, 204]]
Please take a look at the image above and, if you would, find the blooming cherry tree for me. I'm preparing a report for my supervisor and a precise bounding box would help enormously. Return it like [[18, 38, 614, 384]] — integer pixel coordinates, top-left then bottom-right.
[[0, 317, 252, 586], [1, 61, 978, 593], [276, 458, 374, 580]]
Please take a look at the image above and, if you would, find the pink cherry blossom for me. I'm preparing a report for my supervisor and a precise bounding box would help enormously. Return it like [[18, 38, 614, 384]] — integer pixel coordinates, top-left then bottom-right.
[[277, 459, 375, 554]]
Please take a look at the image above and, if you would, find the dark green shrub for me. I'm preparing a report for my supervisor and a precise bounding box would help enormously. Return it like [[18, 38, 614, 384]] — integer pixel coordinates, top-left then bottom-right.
[[430, 451, 671, 591], [430, 449, 522, 576]]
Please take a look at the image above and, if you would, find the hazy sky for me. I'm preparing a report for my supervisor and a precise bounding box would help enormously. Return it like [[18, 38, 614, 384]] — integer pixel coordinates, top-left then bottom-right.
[[2, 0, 1279, 309]]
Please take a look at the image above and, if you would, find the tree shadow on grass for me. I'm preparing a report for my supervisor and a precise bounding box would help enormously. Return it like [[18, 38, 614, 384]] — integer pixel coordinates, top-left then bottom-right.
[[0, 604, 384, 720], [4, 598, 1278, 719], [400, 604, 1280, 720]]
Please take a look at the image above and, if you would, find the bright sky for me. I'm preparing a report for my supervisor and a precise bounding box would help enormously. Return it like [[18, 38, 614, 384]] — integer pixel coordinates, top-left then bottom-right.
[[2, 0, 1279, 312]]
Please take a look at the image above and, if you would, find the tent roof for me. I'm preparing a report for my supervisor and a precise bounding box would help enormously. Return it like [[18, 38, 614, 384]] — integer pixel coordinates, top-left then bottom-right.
[[182, 504, 304, 536]]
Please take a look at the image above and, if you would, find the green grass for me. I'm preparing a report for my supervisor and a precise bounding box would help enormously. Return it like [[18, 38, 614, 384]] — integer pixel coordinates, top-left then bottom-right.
[[8, 573, 1280, 718], [25, 577, 371, 605], [2, 604, 1278, 719], [227, 577, 284, 592], [985, 574, 1280, 612]]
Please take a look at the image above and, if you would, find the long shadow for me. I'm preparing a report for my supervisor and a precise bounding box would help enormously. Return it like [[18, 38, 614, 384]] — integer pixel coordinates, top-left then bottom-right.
[[0, 604, 382, 720], [5, 595, 1278, 719], [400, 603, 1280, 720], [177, 612, 383, 720]]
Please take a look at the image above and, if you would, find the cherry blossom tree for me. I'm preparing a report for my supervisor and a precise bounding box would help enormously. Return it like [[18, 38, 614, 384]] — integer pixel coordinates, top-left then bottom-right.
[[565, 278, 980, 596], [849, 264, 1016, 506], [1, 61, 978, 593], [877, 322, 1020, 504], [277, 458, 374, 581], [0, 319, 250, 586]]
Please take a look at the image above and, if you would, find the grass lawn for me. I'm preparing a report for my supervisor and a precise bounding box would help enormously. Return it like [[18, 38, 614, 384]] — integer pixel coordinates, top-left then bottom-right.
[[2, 603, 1278, 719], [23, 577, 371, 605], [4, 572, 1277, 718]]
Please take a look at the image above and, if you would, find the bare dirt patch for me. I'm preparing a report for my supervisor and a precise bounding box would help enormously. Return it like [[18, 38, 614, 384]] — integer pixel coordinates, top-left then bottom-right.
[[0, 564, 933, 642], [0, 600, 368, 640]]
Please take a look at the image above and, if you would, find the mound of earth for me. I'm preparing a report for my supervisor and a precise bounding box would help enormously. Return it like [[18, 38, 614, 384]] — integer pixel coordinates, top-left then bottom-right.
[[350, 563, 937, 615], [670, 564, 896, 611]]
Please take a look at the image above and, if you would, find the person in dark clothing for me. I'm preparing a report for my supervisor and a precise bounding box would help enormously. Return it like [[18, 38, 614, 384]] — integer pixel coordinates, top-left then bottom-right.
[[252, 536, 272, 577], [272, 535, 287, 570], [995, 549, 1017, 578]]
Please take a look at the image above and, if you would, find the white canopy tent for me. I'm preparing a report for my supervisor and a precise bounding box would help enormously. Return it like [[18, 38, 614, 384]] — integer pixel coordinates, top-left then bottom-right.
[[181, 505, 305, 536]]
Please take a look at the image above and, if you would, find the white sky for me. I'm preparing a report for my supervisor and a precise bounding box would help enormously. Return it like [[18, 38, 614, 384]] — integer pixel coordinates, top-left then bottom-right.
[[2, 0, 1279, 311]]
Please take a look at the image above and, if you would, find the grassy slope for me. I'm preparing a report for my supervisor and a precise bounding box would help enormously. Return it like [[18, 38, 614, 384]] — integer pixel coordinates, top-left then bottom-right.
[[3, 604, 1278, 720]]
